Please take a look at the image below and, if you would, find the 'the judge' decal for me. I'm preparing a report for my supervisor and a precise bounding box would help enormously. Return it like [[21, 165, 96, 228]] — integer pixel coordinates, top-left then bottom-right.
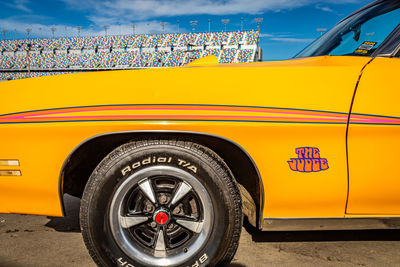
[[288, 147, 329, 172]]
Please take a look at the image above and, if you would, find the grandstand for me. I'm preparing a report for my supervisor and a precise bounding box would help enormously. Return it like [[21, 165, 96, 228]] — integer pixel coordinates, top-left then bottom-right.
[[0, 30, 261, 81]]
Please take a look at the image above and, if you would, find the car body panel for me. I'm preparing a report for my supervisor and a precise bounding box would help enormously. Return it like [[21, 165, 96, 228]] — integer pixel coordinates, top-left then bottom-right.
[[0, 55, 378, 221], [347, 57, 400, 214]]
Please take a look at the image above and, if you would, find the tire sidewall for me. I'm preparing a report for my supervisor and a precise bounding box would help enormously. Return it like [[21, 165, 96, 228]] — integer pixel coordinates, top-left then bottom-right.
[[82, 144, 237, 267]]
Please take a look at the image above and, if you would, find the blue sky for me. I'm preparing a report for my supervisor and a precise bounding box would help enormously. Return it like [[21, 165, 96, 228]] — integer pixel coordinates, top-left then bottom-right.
[[0, 0, 369, 60]]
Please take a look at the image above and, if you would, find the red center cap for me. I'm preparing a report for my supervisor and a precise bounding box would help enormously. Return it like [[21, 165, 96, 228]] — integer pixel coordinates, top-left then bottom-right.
[[155, 211, 168, 225]]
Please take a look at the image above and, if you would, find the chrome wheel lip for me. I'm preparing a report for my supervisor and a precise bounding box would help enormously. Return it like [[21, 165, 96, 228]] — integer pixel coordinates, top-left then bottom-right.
[[109, 166, 214, 267]]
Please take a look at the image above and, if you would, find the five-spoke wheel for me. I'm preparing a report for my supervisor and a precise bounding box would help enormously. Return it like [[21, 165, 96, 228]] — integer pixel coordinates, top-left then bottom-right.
[[109, 166, 213, 265], [80, 140, 242, 267]]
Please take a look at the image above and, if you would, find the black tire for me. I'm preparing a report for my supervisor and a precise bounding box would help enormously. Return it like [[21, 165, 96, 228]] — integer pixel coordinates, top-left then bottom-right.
[[80, 139, 242, 267]]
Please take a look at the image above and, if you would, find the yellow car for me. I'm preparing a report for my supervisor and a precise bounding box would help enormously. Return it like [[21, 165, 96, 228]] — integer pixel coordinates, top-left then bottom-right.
[[1, 0, 400, 266]]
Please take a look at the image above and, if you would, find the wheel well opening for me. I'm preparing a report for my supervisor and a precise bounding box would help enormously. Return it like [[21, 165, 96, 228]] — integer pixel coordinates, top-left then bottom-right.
[[61, 132, 263, 228]]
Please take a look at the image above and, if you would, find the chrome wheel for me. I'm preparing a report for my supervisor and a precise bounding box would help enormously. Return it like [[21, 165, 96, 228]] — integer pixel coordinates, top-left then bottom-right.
[[109, 166, 214, 266]]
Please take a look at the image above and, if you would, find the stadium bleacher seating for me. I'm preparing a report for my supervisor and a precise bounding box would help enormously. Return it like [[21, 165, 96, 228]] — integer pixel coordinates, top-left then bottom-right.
[[163, 34, 180, 47], [115, 50, 137, 67], [13, 53, 27, 69], [54, 52, 69, 68], [0, 54, 15, 68], [83, 37, 98, 50], [41, 52, 55, 68], [29, 52, 43, 68], [237, 49, 255, 63], [195, 33, 212, 46], [177, 33, 197, 46], [0, 30, 259, 81], [113, 36, 128, 49], [203, 48, 221, 58], [0, 71, 26, 80], [164, 49, 185, 67], [70, 37, 84, 50], [0, 71, 77, 81], [0, 40, 17, 51], [245, 30, 259, 45], [68, 53, 85, 68], [183, 49, 203, 64], [219, 48, 238, 64], [210, 32, 230, 46], [82, 52, 98, 68], [149, 51, 170, 67], [229, 31, 245, 45], [130, 51, 150, 67]]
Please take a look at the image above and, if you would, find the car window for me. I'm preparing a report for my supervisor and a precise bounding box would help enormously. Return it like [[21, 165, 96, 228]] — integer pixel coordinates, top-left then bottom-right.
[[329, 8, 400, 56], [296, 0, 400, 58]]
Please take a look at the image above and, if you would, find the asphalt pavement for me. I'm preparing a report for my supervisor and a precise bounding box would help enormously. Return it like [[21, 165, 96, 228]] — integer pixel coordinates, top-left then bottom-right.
[[1, 195, 400, 267]]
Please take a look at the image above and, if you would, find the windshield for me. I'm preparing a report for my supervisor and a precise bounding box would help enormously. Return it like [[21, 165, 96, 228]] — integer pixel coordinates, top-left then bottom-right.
[[296, 0, 400, 58]]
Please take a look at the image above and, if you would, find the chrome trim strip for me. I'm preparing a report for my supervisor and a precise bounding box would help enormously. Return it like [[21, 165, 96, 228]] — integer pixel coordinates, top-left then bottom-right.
[[262, 218, 400, 231], [0, 170, 21, 176], [0, 160, 19, 166], [375, 53, 393, 58], [392, 43, 400, 56], [58, 130, 265, 227], [383, 41, 400, 58]]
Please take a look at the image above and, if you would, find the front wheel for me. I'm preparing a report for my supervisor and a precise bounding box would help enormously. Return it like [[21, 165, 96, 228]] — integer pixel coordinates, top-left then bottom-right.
[[80, 140, 242, 267]]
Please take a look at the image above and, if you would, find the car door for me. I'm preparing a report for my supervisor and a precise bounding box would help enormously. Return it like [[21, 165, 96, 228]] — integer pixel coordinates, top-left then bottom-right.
[[347, 56, 400, 215]]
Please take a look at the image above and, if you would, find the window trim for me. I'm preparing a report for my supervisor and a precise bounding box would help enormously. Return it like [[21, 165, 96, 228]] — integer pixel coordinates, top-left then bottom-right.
[[372, 23, 400, 57], [338, 0, 386, 24]]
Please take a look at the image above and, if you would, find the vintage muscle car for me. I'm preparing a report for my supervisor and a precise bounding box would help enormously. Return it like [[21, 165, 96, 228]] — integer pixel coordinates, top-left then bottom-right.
[[1, 0, 399, 266]]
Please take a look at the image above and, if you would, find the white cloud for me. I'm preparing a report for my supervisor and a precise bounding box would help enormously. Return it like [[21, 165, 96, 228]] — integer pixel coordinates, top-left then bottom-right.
[[269, 37, 315, 43], [0, 18, 179, 38], [318, 6, 334, 12], [0, 18, 69, 38], [84, 21, 179, 35], [59, 0, 360, 22], [261, 33, 295, 38], [260, 32, 316, 44], [5, 0, 32, 12], [315, 4, 335, 13], [260, 33, 275, 38]]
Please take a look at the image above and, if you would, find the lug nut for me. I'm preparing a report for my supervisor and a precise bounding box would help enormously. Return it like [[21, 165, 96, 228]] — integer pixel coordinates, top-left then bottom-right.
[[150, 222, 157, 228], [144, 203, 153, 212], [168, 223, 174, 229], [160, 195, 167, 204]]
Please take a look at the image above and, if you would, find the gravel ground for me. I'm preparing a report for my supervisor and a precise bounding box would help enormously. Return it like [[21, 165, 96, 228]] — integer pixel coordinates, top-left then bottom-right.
[[1, 195, 400, 267]]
